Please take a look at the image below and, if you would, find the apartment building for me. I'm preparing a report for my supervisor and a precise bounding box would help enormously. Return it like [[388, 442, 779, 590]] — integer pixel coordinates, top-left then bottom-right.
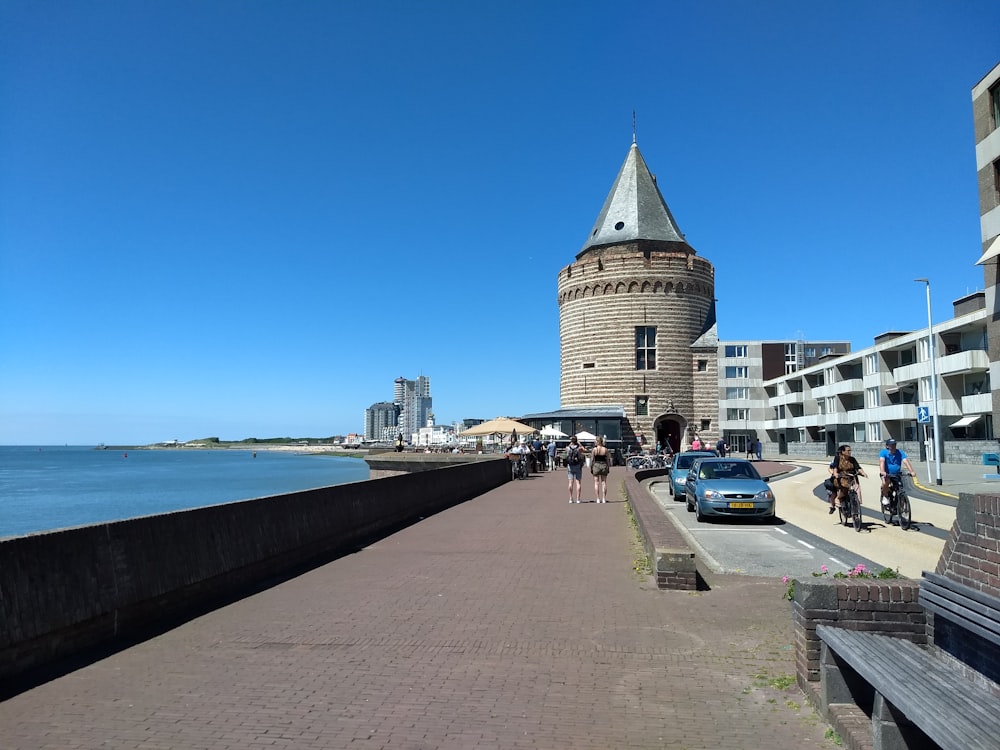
[[718, 340, 850, 455], [762, 292, 990, 463]]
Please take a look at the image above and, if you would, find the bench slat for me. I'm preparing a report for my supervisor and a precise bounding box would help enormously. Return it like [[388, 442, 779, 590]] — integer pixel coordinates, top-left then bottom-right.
[[921, 589, 1000, 644], [923, 571, 1000, 616], [817, 626, 1000, 750], [920, 574, 1000, 646]]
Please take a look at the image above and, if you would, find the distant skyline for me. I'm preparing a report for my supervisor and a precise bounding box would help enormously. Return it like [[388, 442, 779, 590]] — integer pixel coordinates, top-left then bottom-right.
[[2, 2, 999, 445]]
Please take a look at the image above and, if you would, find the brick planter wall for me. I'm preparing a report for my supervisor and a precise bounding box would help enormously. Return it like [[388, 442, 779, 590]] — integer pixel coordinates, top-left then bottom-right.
[[623, 472, 696, 590], [791, 578, 924, 703]]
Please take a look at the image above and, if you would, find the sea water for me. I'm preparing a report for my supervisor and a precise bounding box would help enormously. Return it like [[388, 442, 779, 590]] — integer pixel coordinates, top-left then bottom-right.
[[0, 446, 370, 539]]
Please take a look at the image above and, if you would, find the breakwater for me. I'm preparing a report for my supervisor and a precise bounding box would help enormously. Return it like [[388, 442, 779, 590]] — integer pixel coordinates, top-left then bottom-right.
[[0, 456, 508, 684]]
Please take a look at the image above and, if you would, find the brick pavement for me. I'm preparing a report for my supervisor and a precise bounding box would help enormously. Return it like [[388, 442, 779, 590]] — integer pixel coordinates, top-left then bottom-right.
[[1, 469, 830, 749]]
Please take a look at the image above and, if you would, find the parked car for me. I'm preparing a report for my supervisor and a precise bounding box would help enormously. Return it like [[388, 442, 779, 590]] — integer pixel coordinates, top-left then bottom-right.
[[667, 451, 716, 498], [684, 457, 776, 521]]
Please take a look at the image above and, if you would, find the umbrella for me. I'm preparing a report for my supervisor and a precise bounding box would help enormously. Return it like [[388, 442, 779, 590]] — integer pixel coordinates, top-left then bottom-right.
[[540, 425, 567, 438], [575, 431, 597, 442], [460, 417, 538, 437]]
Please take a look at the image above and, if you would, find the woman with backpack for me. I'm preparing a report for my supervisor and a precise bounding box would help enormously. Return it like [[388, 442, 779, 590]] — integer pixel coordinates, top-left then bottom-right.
[[565, 435, 586, 504], [590, 436, 611, 503]]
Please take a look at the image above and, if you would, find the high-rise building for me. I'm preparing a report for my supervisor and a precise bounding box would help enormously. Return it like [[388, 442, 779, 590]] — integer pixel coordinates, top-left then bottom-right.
[[364, 401, 400, 442], [394, 375, 432, 441], [973, 61, 1000, 425], [557, 141, 718, 453]]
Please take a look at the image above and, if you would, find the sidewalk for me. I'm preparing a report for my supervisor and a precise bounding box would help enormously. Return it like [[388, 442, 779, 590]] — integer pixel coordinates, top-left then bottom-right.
[[0, 469, 830, 749]]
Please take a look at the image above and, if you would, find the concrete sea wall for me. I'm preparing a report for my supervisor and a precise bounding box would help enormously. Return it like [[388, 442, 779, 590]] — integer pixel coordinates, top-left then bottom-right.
[[0, 458, 509, 683]]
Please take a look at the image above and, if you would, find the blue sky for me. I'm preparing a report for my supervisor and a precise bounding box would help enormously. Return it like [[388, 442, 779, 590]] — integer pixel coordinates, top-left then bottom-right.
[[2, 1, 999, 445]]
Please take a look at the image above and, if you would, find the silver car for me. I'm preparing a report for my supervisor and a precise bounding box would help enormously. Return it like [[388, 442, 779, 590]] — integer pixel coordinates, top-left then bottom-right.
[[684, 457, 775, 522]]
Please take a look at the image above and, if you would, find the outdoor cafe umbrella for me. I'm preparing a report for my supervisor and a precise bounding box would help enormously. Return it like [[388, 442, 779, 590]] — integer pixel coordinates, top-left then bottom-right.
[[540, 426, 567, 438], [460, 417, 538, 437], [574, 431, 597, 442]]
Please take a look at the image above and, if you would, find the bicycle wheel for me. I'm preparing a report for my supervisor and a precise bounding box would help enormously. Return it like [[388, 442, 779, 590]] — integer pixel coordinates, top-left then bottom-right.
[[898, 490, 912, 530], [837, 497, 849, 527], [881, 493, 893, 524], [850, 491, 862, 532]]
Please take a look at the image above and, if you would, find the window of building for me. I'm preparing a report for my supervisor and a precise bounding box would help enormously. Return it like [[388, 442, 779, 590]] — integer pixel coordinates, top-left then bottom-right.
[[582, 362, 595, 369], [697, 359, 707, 371], [635, 326, 656, 370], [865, 353, 878, 374], [784, 343, 799, 374], [963, 373, 989, 396], [700, 419, 711, 431], [866, 387, 879, 408], [805, 347, 816, 359], [635, 396, 649, 416], [827, 397, 836, 414], [920, 376, 931, 403], [725, 386, 750, 399], [725, 366, 749, 379], [821, 347, 833, 356], [817, 399, 826, 415], [724, 344, 747, 357], [868, 422, 881, 443], [994, 158, 1000, 203], [854, 424, 866, 442], [920, 338, 932, 361], [900, 348, 915, 366], [992, 81, 1000, 129], [726, 408, 749, 421]]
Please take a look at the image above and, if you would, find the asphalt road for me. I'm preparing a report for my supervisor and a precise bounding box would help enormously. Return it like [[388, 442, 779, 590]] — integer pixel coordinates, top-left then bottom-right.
[[649, 461, 954, 580]]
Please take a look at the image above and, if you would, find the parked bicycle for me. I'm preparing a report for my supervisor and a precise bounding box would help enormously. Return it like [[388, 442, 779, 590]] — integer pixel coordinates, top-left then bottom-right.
[[627, 453, 667, 470], [881, 473, 913, 530], [836, 472, 863, 532]]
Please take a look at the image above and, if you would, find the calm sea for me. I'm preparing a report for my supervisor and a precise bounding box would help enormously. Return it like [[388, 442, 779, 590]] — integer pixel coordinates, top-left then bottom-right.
[[0, 446, 370, 539]]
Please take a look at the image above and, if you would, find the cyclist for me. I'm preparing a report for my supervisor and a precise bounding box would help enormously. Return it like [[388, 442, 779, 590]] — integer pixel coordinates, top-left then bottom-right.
[[828, 444, 868, 514], [879, 438, 915, 506]]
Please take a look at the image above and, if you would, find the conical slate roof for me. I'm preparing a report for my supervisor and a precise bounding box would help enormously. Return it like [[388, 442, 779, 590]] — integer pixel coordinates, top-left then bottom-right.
[[578, 142, 688, 256]]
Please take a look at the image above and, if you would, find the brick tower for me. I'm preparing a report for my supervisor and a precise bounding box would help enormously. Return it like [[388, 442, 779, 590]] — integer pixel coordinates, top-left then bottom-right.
[[558, 142, 718, 452]]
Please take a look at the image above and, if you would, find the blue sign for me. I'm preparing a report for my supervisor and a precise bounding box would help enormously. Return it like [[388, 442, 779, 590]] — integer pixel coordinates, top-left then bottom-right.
[[917, 406, 931, 424]]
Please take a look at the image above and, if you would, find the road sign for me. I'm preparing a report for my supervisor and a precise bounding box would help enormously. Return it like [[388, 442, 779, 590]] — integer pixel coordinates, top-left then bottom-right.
[[917, 406, 930, 424]]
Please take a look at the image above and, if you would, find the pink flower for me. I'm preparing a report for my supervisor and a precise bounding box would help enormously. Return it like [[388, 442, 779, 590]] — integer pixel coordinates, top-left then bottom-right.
[[782, 576, 789, 583], [820, 565, 829, 573]]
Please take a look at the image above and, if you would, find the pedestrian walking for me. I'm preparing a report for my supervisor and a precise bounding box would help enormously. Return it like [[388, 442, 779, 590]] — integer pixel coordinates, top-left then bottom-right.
[[565, 435, 585, 503], [590, 436, 611, 503]]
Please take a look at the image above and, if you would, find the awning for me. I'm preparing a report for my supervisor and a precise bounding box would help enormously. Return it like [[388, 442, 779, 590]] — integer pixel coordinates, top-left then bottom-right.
[[975, 235, 1000, 265], [950, 415, 982, 428]]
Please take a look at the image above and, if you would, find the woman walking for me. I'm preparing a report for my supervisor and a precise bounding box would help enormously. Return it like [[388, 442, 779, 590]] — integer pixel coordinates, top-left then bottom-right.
[[590, 436, 611, 503], [565, 435, 586, 503]]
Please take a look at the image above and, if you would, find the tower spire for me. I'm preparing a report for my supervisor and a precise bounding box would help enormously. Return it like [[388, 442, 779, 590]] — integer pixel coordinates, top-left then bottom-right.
[[632, 110, 636, 144]]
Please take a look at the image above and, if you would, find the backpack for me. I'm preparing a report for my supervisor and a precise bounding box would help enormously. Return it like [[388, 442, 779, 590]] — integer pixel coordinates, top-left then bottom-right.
[[566, 446, 582, 466]]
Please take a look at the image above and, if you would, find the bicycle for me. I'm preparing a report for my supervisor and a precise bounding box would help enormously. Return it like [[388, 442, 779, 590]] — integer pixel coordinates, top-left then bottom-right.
[[835, 472, 863, 532], [880, 473, 913, 530]]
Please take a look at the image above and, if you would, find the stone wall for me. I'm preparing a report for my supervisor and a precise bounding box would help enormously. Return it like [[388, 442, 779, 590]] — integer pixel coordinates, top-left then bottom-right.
[[624, 469, 696, 590], [779, 439, 997, 466], [0, 459, 510, 683], [557, 244, 715, 440]]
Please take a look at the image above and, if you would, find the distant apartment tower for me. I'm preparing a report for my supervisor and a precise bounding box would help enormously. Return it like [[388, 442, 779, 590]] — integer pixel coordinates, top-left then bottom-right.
[[717, 340, 850, 455], [973, 61, 1000, 423], [394, 375, 432, 441], [364, 401, 399, 442]]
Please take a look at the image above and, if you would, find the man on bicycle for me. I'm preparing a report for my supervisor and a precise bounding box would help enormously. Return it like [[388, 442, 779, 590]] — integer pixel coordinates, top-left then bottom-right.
[[879, 438, 915, 506]]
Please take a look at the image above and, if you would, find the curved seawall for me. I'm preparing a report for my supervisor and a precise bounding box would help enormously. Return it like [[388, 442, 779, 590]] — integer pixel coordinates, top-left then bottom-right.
[[0, 458, 509, 684]]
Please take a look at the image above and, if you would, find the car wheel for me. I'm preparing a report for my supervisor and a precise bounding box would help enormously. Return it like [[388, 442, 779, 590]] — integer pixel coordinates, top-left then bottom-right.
[[685, 493, 693, 512], [695, 501, 705, 522]]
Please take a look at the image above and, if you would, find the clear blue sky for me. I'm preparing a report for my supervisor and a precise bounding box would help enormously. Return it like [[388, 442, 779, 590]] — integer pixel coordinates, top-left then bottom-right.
[[2, 1, 998, 445]]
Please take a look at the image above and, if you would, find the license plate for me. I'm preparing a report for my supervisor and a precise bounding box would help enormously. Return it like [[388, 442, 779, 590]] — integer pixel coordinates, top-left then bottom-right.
[[728, 502, 754, 509]]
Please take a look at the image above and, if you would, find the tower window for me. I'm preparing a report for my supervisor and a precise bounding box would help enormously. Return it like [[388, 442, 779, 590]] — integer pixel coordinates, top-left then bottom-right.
[[635, 326, 656, 370], [635, 396, 649, 416]]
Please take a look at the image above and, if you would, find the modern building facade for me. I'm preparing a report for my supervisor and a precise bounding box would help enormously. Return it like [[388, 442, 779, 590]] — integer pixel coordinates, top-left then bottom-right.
[[394, 375, 432, 443], [974, 61, 1000, 424], [717, 340, 850, 456], [557, 141, 718, 453], [364, 401, 399, 442], [761, 292, 991, 463]]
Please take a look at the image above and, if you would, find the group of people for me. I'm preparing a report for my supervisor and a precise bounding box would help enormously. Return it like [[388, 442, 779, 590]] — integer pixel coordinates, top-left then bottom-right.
[[564, 435, 611, 504], [826, 438, 916, 514]]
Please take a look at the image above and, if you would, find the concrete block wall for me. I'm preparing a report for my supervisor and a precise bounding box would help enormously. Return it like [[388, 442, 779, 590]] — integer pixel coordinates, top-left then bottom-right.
[[0, 459, 510, 682]]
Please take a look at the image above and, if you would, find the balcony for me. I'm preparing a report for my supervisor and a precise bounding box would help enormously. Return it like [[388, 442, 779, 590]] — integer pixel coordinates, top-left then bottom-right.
[[771, 390, 806, 406], [961, 392, 992, 413], [937, 349, 989, 376]]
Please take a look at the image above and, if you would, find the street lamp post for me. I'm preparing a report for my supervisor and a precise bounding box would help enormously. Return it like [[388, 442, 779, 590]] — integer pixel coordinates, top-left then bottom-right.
[[915, 278, 943, 485]]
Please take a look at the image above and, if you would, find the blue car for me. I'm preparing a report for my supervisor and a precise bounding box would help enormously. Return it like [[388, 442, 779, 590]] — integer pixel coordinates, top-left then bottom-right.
[[668, 451, 717, 498], [684, 457, 776, 521]]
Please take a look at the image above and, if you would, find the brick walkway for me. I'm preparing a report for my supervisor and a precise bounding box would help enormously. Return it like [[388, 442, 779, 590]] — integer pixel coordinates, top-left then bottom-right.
[[1, 469, 830, 749]]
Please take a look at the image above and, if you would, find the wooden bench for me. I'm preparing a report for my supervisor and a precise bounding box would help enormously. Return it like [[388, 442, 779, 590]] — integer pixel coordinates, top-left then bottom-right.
[[816, 573, 1000, 750]]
